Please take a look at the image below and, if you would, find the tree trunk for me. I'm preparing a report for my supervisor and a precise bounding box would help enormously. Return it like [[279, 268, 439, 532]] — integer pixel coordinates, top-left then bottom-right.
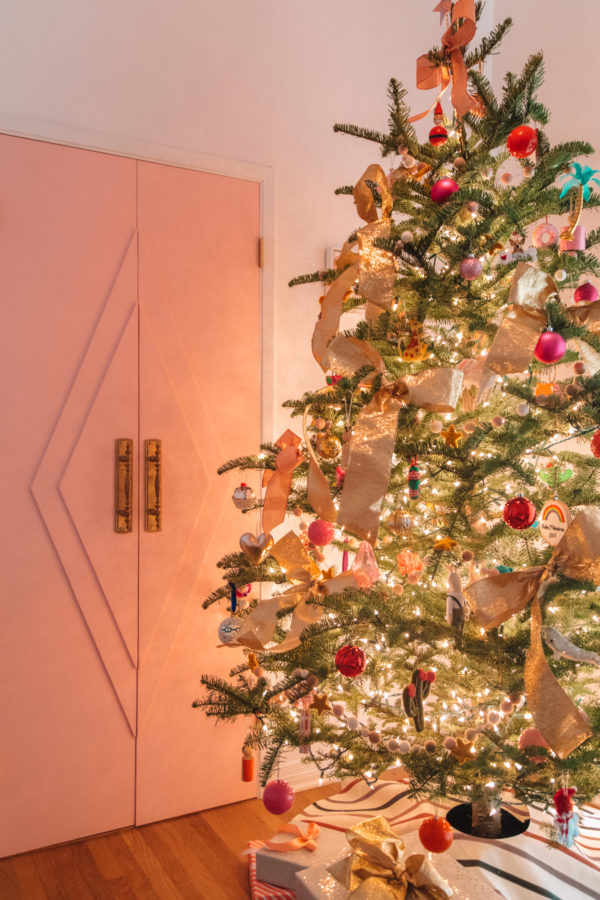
[[471, 798, 503, 838]]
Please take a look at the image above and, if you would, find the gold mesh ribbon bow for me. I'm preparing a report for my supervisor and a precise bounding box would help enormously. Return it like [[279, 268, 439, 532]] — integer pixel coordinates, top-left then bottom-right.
[[328, 816, 453, 899], [337, 368, 463, 544], [464, 508, 600, 758], [261, 429, 302, 534], [232, 531, 356, 653]]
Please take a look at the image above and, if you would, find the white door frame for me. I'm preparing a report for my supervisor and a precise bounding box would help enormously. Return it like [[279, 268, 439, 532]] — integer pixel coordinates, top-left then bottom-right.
[[0, 113, 276, 444]]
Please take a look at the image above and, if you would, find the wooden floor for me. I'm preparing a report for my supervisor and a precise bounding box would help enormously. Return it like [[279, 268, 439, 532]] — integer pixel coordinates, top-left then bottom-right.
[[0, 784, 341, 900]]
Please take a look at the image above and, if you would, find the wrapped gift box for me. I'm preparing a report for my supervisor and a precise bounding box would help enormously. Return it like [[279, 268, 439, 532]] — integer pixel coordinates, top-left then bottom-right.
[[295, 832, 501, 900], [248, 840, 296, 900], [255, 819, 349, 890]]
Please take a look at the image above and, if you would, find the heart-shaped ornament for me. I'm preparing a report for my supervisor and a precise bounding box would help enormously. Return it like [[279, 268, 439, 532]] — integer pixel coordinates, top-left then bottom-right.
[[239, 532, 274, 565]]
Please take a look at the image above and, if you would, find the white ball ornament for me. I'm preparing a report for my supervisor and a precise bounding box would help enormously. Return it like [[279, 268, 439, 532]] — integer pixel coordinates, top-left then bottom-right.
[[217, 616, 242, 644], [555, 269, 567, 282], [346, 716, 359, 730], [332, 703, 345, 717], [430, 420, 444, 433], [397, 740, 411, 754], [516, 402, 530, 416], [401, 230, 414, 244]]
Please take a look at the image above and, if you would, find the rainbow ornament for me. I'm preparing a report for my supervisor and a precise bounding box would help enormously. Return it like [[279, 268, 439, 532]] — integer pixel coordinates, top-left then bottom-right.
[[538, 499, 572, 547]]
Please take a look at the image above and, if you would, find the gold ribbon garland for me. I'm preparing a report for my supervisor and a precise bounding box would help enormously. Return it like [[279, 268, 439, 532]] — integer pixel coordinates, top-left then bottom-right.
[[328, 816, 453, 900], [410, 0, 482, 122], [312, 164, 395, 376], [464, 508, 599, 758], [338, 368, 463, 544], [485, 262, 600, 376], [485, 263, 557, 375], [262, 429, 302, 534], [302, 403, 338, 524], [232, 531, 356, 653]]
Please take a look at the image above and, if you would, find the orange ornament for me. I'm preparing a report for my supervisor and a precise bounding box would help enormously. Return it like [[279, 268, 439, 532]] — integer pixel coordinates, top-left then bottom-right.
[[418, 815, 454, 853], [396, 549, 424, 577]]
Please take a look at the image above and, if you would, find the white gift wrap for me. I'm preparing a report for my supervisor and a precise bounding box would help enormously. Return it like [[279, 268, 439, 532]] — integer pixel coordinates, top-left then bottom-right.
[[295, 832, 501, 900], [300, 779, 600, 900], [255, 816, 349, 890]]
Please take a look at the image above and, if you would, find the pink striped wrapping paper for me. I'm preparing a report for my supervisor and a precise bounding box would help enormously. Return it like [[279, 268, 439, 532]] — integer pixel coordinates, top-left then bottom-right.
[[300, 779, 600, 900], [248, 840, 296, 900]]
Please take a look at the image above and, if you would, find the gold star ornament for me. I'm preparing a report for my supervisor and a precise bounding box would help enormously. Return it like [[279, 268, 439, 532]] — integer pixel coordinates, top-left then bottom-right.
[[309, 693, 332, 716], [440, 424, 463, 448], [451, 738, 476, 764], [433, 536, 458, 552]]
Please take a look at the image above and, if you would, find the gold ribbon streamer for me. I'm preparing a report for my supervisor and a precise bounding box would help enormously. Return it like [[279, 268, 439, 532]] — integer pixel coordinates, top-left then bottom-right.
[[485, 263, 558, 375], [410, 0, 481, 122], [328, 816, 453, 900], [262, 430, 302, 534], [338, 368, 463, 544], [312, 264, 359, 370], [302, 402, 338, 524], [358, 219, 396, 312], [233, 532, 356, 653], [353, 164, 393, 223], [464, 508, 599, 758]]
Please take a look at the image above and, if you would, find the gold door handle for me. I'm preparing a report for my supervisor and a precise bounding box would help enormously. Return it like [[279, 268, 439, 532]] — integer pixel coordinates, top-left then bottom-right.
[[145, 439, 162, 532], [115, 439, 133, 533]]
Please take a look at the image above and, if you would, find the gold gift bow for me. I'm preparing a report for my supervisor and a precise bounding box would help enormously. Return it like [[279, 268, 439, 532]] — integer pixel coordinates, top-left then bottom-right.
[[410, 0, 482, 122], [312, 164, 395, 376], [328, 816, 453, 900], [486, 262, 600, 377], [261, 429, 302, 534], [233, 531, 357, 653], [464, 508, 600, 759], [337, 368, 464, 544]]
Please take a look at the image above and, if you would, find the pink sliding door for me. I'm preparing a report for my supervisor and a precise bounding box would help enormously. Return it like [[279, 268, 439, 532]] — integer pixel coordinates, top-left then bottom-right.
[[0, 136, 260, 856]]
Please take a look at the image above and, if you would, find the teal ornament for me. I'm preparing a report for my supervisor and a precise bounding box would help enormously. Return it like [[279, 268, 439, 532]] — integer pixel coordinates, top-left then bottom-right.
[[496, 565, 513, 574]]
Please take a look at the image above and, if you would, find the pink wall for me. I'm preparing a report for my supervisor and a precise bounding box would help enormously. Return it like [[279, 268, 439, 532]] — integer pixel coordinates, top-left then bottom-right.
[[0, 0, 497, 437]]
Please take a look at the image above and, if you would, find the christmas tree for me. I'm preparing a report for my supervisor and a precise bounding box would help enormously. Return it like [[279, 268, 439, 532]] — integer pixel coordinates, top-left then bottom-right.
[[196, 1, 600, 840]]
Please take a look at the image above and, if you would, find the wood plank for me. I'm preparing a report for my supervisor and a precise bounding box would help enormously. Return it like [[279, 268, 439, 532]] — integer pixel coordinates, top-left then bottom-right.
[[0, 784, 341, 899]]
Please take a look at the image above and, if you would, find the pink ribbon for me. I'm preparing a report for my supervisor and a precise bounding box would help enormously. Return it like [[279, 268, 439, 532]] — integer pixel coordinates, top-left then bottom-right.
[[263, 821, 320, 852]]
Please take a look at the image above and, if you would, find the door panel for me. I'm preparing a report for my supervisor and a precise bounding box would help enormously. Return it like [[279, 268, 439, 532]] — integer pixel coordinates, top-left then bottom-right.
[[136, 162, 261, 824], [0, 137, 261, 855], [0, 136, 138, 856]]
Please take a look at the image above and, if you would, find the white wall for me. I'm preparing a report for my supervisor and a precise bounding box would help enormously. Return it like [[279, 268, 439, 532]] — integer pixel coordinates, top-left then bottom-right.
[[0, 0, 496, 439]]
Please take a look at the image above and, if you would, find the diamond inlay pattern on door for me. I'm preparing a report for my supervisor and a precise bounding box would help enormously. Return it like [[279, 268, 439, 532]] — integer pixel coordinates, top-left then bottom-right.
[[31, 235, 139, 736]]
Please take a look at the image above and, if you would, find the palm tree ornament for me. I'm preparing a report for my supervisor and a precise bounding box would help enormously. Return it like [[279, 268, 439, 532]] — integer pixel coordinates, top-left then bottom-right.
[[559, 162, 600, 240]]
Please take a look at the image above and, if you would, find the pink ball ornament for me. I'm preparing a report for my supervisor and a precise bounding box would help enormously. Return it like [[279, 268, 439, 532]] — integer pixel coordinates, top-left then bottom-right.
[[263, 779, 295, 815], [307, 519, 335, 546], [401, 230, 414, 244], [486, 710, 501, 726], [431, 178, 459, 205], [574, 282, 599, 304], [532, 221, 559, 249], [491, 416, 505, 428], [464, 729, 477, 742], [398, 740, 411, 754], [424, 740, 437, 753], [500, 699, 514, 714], [459, 255, 482, 281], [444, 737, 457, 751], [430, 420, 444, 433], [574, 361, 586, 375], [463, 421, 477, 434], [461, 550, 474, 561], [534, 330, 566, 364]]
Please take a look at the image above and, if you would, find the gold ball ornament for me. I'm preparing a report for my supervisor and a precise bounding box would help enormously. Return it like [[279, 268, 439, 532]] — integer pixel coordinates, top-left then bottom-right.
[[388, 509, 414, 535], [315, 432, 342, 460]]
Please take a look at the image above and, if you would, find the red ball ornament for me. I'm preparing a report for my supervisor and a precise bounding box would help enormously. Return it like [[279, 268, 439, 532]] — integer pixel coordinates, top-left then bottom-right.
[[418, 816, 454, 853], [506, 125, 538, 159], [574, 282, 599, 304], [459, 255, 482, 281], [429, 125, 448, 147], [590, 431, 600, 458], [534, 330, 566, 364], [335, 644, 366, 678], [307, 519, 335, 546], [503, 496, 536, 530], [430, 178, 459, 205], [263, 779, 295, 815]]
